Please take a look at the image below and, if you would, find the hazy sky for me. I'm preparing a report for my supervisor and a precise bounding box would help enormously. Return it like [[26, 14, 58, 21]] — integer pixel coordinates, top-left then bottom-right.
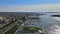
[[0, 0, 60, 12]]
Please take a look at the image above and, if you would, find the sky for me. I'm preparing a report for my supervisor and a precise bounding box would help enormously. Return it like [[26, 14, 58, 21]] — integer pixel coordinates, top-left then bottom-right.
[[0, 0, 60, 12]]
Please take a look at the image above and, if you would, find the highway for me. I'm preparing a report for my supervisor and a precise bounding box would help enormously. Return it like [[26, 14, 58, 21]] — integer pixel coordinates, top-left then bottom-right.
[[0, 20, 19, 34]]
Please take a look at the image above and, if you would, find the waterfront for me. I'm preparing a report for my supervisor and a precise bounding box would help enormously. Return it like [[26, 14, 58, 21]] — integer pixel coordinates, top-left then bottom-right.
[[17, 13, 60, 34]]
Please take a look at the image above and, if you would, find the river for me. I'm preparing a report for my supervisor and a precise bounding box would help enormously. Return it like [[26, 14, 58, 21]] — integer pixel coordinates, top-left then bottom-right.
[[17, 13, 60, 34], [39, 13, 60, 34]]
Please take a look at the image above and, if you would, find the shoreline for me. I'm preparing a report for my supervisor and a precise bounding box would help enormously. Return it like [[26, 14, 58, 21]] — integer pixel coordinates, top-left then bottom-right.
[[51, 15, 60, 17]]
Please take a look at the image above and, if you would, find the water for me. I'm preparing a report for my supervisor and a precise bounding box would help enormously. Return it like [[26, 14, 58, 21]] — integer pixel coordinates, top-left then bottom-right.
[[48, 25, 60, 34], [25, 13, 60, 34], [17, 13, 60, 34], [39, 13, 60, 34]]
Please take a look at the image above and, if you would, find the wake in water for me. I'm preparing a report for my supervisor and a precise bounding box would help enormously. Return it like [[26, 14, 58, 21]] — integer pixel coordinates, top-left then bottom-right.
[[53, 17, 60, 21], [48, 25, 60, 34]]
